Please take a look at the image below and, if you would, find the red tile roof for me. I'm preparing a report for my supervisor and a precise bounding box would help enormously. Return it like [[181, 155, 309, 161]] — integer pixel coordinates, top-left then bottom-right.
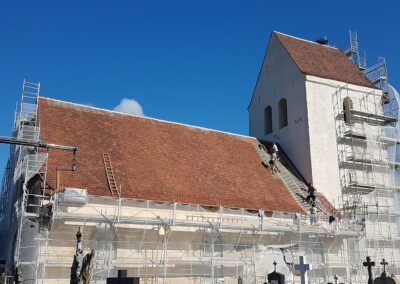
[[274, 32, 375, 88], [38, 97, 303, 213]]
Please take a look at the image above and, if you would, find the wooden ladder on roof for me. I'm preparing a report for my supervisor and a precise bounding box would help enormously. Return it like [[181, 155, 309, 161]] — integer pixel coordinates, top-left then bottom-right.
[[103, 153, 120, 196]]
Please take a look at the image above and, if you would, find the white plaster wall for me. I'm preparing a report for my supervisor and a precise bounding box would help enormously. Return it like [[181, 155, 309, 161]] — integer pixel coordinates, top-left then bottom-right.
[[305, 75, 382, 204], [248, 33, 312, 183]]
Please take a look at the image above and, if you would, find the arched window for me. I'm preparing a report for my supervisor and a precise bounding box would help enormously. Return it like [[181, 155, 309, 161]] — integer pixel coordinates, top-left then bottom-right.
[[343, 97, 353, 123], [264, 106, 273, 135], [279, 98, 288, 129]]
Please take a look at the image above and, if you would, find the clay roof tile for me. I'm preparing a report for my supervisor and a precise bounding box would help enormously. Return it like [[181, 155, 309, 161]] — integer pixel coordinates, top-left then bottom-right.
[[274, 32, 375, 88], [38, 97, 303, 213]]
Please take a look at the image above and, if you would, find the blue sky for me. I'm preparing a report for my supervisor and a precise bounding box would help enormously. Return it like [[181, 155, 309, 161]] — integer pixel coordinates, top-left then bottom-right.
[[0, 0, 399, 179]]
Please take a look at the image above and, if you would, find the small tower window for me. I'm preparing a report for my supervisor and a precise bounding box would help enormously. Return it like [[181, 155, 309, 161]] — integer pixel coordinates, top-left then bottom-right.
[[279, 98, 288, 129], [264, 106, 273, 134], [343, 97, 353, 123]]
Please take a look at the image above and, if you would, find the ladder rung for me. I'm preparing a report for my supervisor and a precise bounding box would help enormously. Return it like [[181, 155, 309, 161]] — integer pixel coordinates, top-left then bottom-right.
[[24, 91, 38, 95], [24, 81, 40, 86]]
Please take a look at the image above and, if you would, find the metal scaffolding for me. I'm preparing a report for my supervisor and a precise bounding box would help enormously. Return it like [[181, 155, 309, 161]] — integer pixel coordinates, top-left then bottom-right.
[[0, 80, 49, 282], [38, 193, 363, 283], [331, 59, 400, 283]]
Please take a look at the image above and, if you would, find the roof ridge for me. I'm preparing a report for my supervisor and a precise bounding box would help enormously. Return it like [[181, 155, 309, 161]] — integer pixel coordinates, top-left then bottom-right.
[[39, 96, 255, 140], [273, 31, 338, 50]]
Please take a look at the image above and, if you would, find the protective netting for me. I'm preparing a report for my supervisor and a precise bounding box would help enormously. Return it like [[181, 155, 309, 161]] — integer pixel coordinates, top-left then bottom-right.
[[363, 84, 400, 212]]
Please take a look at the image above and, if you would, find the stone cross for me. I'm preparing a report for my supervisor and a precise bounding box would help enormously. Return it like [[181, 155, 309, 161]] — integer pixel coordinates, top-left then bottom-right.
[[295, 256, 312, 284], [106, 270, 140, 284], [334, 274, 339, 284], [273, 260, 277, 272], [363, 256, 375, 284], [380, 259, 388, 278]]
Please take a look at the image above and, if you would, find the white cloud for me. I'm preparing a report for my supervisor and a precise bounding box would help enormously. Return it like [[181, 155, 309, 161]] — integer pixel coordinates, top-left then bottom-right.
[[113, 98, 145, 116], [81, 102, 95, 107]]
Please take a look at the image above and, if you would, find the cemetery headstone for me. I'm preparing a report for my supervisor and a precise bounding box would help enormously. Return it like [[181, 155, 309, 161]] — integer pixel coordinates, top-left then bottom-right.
[[267, 260, 285, 284], [295, 256, 312, 284], [374, 259, 396, 284], [363, 256, 376, 284], [106, 270, 139, 284]]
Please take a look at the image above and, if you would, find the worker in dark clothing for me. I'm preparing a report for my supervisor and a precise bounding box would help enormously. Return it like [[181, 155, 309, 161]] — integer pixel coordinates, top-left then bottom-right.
[[305, 182, 317, 204]]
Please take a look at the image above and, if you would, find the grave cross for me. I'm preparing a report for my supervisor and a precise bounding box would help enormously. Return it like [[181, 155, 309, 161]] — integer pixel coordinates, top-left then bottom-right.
[[380, 259, 389, 278], [295, 256, 312, 284], [273, 260, 277, 272], [334, 274, 339, 284], [363, 256, 375, 284], [106, 269, 140, 284]]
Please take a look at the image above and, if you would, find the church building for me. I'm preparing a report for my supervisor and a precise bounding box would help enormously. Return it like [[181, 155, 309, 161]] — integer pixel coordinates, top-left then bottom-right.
[[0, 31, 399, 284]]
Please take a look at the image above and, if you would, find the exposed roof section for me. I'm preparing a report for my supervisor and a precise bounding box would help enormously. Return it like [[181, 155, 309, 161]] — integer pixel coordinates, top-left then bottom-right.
[[274, 32, 375, 88], [38, 97, 303, 213]]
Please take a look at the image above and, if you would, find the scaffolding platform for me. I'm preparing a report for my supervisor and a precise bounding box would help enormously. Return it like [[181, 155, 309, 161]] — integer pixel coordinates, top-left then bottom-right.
[[343, 155, 400, 169], [344, 109, 397, 125], [343, 130, 399, 144]]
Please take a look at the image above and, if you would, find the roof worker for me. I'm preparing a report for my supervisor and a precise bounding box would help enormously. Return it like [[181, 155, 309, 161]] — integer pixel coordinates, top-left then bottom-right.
[[305, 182, 317, 204], [271, 142, 278, 155], [355, 217, 366, 232], [310, 203, 318, 225], [294, 212, 301, 224], [269, 152, 281, 174]]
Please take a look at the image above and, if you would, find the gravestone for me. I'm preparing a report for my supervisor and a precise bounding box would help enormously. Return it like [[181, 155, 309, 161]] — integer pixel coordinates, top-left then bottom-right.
[[295, 256, 312, 284], [363, 256, 376, 284], [334, 274, 339, 284], [106, 270, 139, 284], [374, 259, 396, 284], [267, 261, 285, 284]]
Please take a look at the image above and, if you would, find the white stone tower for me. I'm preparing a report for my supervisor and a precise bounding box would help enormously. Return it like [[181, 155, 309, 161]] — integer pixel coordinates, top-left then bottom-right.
[[248, 31, 382, 204]]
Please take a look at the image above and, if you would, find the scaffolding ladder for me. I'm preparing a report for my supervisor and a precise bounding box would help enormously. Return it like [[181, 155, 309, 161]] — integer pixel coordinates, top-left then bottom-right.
[[344, 31, 366, 71]]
